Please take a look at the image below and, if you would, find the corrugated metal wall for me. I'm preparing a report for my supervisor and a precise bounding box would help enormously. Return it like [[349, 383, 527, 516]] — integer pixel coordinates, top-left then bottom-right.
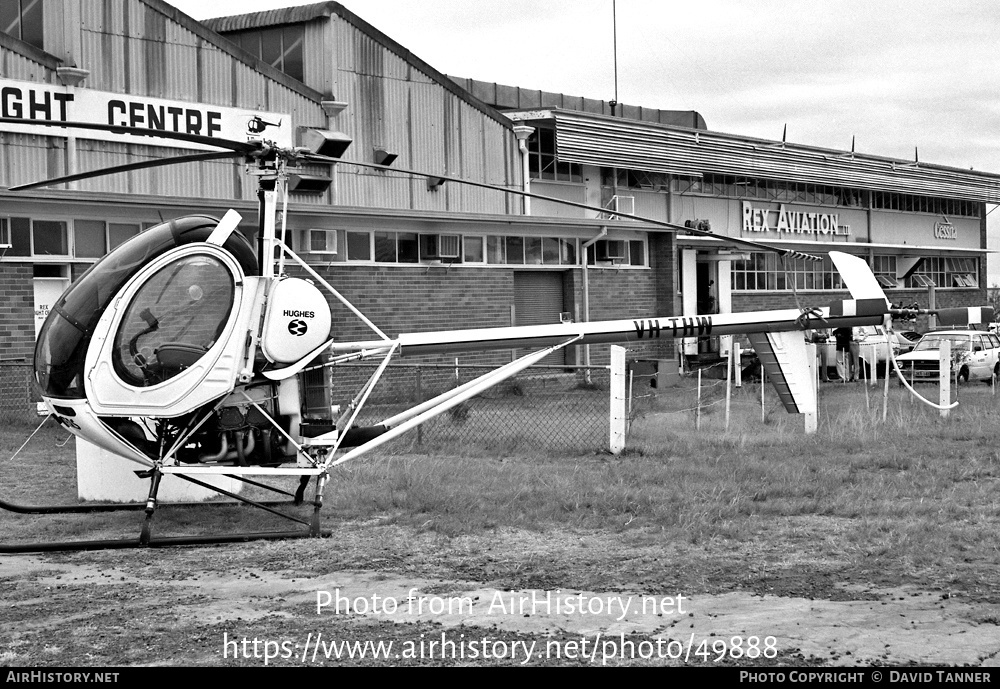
[[0, 49, 55, 82], [1, 0, 521, 214], [554, 111, 1000, 204], [328, 15, 518, 215], [0, 0, 328, 200]]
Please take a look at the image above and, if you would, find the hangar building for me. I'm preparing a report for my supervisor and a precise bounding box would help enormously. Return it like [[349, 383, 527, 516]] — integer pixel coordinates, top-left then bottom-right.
[[1, 0, 999, 406]]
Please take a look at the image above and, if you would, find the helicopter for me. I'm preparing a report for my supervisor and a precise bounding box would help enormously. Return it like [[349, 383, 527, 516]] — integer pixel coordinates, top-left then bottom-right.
[[1, 116, 943, 551]]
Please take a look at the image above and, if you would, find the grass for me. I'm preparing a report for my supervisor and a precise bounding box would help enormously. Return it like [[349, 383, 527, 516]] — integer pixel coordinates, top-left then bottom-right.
[[3, 380, 1000, 597]]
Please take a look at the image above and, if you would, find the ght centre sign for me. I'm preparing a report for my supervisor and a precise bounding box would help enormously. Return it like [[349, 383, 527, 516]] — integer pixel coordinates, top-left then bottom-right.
[[0, 78, 292, 149], [741, 201, 848, 238]]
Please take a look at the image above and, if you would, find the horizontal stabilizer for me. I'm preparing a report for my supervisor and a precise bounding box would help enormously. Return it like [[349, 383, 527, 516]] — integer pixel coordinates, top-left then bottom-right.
[[748, 331, 816, 416]]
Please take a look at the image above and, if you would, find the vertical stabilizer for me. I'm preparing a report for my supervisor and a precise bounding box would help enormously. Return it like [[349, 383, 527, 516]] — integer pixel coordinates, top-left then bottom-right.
[[830, 251, 890, 306]]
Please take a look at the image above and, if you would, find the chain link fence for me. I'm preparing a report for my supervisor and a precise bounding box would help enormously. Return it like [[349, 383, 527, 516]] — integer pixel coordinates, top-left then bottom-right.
[[0, 361, 39, 426], [1, 360, 613, 453], [326, 363, 612, 455]]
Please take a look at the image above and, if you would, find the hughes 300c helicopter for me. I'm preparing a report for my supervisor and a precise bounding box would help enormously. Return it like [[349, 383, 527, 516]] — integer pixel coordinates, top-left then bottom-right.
[[3, 116, 962, 551]]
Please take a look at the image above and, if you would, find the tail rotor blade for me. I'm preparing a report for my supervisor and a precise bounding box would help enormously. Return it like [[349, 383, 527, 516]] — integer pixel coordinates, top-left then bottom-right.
[[936, 307, 995, 327]]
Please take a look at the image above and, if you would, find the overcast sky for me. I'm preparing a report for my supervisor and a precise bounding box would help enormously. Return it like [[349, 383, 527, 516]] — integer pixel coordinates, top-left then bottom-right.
[[166, 0, 1000, 281]]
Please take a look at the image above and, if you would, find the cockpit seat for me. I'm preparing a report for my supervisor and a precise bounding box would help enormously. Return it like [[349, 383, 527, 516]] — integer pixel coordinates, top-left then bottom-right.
[[156, 342, 207, 371]]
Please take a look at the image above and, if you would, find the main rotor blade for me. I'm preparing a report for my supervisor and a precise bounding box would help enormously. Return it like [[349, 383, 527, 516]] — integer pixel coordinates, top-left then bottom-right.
[[10, 150, 247, 191], [310, 155, 823, 262], [0, 118, 258, 153]]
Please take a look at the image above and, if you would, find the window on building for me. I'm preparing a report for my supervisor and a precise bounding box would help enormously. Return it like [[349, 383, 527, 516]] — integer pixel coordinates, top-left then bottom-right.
[[230, 26, 305, 82], [335, 230, 584, 267], [527, 128, 582, 183], [872, 255, 897, 288], [346, 231, 371, 261], [75, 220, 107, 258], [464, 236, 484, 264], [946, 257, 977, 287], [487, 236, 505, 264], [108, 223, 140, 250], [731, 252, 846, 291], [73, 220, 140, 259], [304, 229, 338, 254], [672, 173, 981, 217], [374, 231, 396, 262], [1, 0, 43, 50], [505, 236, 525, 264], [4, 217, 68, 257], [585, 239, 646, 267], [615, 169, 670, 191], [871, 193, 980, 218]]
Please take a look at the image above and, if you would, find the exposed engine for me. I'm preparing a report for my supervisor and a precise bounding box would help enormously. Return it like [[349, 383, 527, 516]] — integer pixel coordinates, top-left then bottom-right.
[[175, 381, 298, 465]]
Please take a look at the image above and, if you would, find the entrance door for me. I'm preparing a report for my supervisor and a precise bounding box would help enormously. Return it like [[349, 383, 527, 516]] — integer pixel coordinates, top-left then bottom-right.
[[513, 271, 565, 366], [695, 261, 718, 355], [33, 277, 69, 339]]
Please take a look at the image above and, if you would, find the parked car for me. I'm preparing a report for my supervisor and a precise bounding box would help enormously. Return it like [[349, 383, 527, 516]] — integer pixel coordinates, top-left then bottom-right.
[[809, 327, 898, 381], [894, 329, 1000, 383], [892, 330, 922, 354]]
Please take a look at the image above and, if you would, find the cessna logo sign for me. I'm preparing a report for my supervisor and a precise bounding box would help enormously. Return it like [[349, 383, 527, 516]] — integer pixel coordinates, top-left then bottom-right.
[[0, 77, 291, 149], [742, 201, 848, 237], [934, 222, 957, 240]]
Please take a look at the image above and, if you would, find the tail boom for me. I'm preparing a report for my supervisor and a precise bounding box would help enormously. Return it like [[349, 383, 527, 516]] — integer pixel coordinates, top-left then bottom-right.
[[328, 297, 888, 357]]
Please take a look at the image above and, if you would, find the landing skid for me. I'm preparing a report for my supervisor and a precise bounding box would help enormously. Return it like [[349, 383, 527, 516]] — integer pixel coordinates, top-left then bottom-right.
[[0, 468, 330, 553]]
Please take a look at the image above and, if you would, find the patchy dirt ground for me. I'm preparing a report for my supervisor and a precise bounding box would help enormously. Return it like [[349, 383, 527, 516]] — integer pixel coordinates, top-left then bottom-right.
[[2, 520, 1000, 667]]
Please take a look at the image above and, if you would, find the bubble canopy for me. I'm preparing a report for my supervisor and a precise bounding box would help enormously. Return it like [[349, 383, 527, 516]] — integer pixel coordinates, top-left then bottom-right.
[[34, 216, 257, 399]]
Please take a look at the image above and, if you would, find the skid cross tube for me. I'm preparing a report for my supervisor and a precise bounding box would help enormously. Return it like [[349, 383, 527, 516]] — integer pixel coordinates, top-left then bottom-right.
[[0, 470, 328, 553]]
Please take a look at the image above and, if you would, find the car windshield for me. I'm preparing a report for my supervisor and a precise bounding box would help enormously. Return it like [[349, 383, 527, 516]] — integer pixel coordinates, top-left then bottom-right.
[[912, 334, 971, 353]]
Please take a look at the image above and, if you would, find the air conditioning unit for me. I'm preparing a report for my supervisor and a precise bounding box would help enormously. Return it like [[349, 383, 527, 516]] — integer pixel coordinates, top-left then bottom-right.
[[420, 234, 461, 260], [595, 239, 626, 261], [301, 229, 337, 255]]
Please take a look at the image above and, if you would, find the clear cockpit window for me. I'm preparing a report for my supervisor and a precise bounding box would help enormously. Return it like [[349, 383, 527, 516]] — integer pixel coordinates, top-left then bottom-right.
[[112, 255, 235, 387]]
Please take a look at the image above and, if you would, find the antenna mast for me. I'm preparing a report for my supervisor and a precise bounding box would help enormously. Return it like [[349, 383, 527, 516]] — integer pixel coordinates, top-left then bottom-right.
[[610, 0, 619, 116]]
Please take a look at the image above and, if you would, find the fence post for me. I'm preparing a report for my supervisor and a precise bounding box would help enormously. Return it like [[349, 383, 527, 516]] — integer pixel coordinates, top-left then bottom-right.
[[696, 367, 703, 431], [610, 346, 626, 454], [416, 366, 423, 445], [725, 347, 732, 431], [735, 343, 743, 388], [760, 367, 766, 423], [939, 340, 951, 419]]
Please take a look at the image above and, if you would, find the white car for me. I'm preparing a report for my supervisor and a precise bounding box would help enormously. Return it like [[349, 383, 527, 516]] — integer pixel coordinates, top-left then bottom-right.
[[895, 330, 1000, 383]]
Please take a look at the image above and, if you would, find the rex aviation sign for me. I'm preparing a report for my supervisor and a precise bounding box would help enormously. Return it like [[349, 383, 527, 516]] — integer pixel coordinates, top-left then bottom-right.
[[0, 77, 292, 149]]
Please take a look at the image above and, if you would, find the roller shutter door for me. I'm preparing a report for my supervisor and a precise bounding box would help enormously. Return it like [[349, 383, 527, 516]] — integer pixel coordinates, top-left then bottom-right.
[[513, 271, 565, 366]]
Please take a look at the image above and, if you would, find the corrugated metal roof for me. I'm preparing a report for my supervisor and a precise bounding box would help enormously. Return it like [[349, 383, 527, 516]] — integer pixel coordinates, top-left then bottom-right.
[[449, 76, 707, 130], [201, 2, 337, 31], [202, 2, 510, 129], [144, 0, 324, 102], [546, 110, 1000, 204]]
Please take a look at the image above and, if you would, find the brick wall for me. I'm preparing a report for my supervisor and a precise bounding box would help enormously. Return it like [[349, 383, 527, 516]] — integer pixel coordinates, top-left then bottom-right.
[[305, 250, 677, 369], [0, 263, 36, 362]]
